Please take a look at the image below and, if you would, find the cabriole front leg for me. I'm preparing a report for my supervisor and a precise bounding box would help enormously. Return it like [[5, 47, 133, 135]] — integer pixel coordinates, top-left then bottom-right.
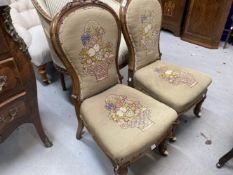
[[33, 109, 52, 147], [169, 119, 179, 142], [38, 64, 50, 85], [194, 93, 207, 118], [114, 166, 128, 175], [158, 139, 168, 156], [76, 118, 84, 140]]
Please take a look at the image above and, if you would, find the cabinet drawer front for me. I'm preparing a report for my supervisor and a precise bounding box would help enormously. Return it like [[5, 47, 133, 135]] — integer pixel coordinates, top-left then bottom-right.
[[0, 100, 26, 130], [0, 58, 24, 103], [0, 26, 10, 57]]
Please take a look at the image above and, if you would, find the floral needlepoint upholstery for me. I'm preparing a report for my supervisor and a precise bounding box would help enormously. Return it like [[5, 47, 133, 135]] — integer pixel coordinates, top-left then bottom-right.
[[133, 61, 212, 113], [139, 11, 159, 55], [155, 66, 198, 88], [80, 21, 114, 81], [105, 95, 154, 130], [124, 0, 162, 71], [80, 84, 178, 166]]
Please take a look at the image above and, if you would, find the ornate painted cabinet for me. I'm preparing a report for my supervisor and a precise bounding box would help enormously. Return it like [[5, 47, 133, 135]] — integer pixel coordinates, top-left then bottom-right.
[[160, 0, 187, 36], [0, 5, 52, 147]]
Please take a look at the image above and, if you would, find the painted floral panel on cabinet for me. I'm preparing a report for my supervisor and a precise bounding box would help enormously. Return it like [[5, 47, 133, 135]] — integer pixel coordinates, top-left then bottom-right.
[[160, 0, 187, 36]]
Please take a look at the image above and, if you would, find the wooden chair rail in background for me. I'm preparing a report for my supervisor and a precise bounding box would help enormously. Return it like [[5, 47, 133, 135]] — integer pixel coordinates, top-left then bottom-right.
[[217, 147, 233, 168], [223, 15, 233, 49]]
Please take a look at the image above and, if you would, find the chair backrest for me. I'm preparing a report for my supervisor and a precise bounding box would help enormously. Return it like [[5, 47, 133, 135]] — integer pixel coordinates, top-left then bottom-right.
[[120, 0, 162, 71], [31, 0, 51, 22], [32, 0, 72, 69], [10, 0, 41, 29], [51, 0, 121, 101], [10, 0, 41, 46], [44, 0, 73, 18]]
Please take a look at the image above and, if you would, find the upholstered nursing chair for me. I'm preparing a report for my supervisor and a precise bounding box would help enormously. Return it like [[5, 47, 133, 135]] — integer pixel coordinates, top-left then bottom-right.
[[120, 0, 212, 141], [31, 0, 72, 90], [32, 0, 128, 90], [10, 0, 52, 84], [51, 1, 178, 174]]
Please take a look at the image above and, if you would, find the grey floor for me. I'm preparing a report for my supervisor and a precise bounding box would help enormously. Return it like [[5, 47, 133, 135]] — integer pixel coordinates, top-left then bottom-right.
[[1, 31, 233, 175]]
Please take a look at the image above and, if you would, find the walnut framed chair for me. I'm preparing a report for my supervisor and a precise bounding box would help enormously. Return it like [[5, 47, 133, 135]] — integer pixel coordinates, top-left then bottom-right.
[[51, 1, 178, 174], [120, 0, 212, 141], [32, 0, 128, 90]]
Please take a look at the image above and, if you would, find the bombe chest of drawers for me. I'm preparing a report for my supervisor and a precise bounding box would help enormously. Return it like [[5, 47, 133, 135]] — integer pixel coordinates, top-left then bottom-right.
[[0, 5, 52, 147]]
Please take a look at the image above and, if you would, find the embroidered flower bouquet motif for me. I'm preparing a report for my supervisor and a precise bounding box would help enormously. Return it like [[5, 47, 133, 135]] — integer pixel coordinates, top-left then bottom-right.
[[155, 66, 198, 87], [79, 21, 114, 81], [105, 95, 154, 130], [139, 11, 159, 55]]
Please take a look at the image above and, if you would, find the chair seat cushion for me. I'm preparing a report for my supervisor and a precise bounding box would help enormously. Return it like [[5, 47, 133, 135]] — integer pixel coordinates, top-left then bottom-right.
[[28, 25, 52, 66], [80, 84, 177, 165], [134, 60, 212, 113]]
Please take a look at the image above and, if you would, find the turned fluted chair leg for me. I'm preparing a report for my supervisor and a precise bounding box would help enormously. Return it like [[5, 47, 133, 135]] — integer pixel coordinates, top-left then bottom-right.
[[169, 120, 179, 142], [223, 26, 233, 49], [76, 119, 84, 140], [114, 166, 128, 175], [194, 94, 207, 118], [38, 64, 50, 85], [158, 139, 168, 156], [59, 73, 67, 91]]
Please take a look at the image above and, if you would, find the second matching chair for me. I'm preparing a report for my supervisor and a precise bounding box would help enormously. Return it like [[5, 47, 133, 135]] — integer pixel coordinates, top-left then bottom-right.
[[120, 0, 212, 141], [51, 1, 178, 174]]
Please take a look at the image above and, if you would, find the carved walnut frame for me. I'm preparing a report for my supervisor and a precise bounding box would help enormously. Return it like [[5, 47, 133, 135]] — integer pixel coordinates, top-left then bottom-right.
[[31, 0, 52, 22], [120, 0, 208, 141], [50, 1, 172, 174]]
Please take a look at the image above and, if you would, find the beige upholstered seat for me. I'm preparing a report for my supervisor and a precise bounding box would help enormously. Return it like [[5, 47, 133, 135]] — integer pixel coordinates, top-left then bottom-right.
[[81, 84, 177, 165], [120, 0, 212, 140], [50, 1, 178, 174], [134, 60, 212, 113]]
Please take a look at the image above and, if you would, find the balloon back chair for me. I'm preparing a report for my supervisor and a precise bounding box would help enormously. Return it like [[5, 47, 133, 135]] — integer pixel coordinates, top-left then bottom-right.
[[120, 0, 212, 141], [51, 1, 178, 174], [32, 0, 128, 90]]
